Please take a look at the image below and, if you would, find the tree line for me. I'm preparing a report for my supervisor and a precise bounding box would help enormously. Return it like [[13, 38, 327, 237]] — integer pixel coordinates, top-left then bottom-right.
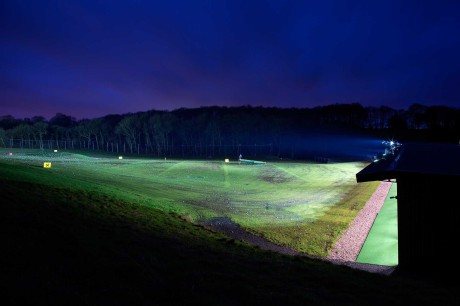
[[1, 103, 459, 159]]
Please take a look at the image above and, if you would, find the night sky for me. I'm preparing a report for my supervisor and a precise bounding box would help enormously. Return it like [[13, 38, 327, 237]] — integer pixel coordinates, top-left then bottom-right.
[[1, 0, 460, 119]]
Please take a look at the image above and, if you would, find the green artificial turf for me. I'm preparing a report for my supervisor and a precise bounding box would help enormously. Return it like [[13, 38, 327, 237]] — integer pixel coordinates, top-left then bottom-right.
[[356, 182, 398, 266]]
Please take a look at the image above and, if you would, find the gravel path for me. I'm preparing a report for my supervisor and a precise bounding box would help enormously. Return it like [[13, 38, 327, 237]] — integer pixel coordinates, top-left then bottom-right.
[[327, 180, 393, 262]]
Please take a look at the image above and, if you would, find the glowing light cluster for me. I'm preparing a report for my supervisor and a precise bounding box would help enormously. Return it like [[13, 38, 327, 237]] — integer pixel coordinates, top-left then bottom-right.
[[373, 140, 402, 163]]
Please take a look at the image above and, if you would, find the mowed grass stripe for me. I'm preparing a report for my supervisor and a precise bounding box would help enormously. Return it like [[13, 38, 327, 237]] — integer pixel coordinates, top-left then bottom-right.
[[356, 183, 398, 266]]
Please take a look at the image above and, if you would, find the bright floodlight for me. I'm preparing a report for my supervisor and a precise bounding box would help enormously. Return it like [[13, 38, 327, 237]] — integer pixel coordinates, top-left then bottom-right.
[[225, 158, 229, 163], [118, 156, 123, 160], [374, 139, 402, 163]]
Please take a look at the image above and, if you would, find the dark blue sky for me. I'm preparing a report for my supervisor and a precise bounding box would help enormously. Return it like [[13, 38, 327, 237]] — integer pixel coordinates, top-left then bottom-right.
[[1, 0, 460, 119]]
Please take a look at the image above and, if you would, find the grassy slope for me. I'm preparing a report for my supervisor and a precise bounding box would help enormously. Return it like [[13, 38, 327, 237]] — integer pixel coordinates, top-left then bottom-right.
[[0, 162, 457, 305], [0, 149, 378, 256]]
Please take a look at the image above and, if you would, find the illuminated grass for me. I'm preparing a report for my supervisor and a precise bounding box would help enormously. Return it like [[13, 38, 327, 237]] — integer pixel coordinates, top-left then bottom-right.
[[0, 148, 379, 256]]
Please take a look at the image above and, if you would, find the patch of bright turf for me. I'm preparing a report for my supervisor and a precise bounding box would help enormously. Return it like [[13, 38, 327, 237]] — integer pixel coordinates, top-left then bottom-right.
[[356, 182, 398, 266]]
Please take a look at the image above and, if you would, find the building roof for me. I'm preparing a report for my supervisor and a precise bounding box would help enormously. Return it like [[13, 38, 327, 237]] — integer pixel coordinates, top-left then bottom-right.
[[356, 142, 460, 182]]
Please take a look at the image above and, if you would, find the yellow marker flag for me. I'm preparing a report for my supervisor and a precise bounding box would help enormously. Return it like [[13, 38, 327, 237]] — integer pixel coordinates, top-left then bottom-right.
[[43, 162, 52, 168]]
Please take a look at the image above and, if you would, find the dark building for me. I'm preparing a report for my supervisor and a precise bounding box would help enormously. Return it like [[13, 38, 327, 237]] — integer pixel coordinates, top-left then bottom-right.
[[356, 142, 460, 275]]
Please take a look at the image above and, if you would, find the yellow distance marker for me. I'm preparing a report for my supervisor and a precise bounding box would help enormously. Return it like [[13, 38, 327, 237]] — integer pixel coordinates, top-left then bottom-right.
[[224, 158, 229, 163], [43, 162, 52, 168]]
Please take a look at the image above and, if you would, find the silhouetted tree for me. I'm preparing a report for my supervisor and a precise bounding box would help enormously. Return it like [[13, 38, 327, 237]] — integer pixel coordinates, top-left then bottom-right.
[[49, 113, 76, 128], [0, 115, 19, 130], [33, 122, 48, 149], [0, 128, 6, 147], [2, 104, 459, 155], [406, 104, 428, 129], [388, 114, 407, 130], [116, 115, 142, 153]]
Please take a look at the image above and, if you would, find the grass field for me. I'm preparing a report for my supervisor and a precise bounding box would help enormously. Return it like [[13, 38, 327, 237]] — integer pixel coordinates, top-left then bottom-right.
[[1, 148, 456, 304], [0, 148, 379, 256]]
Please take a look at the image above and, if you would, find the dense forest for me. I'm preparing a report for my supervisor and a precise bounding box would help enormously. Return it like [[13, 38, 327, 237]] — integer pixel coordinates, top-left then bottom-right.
[[1, 103, 459, 160]]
